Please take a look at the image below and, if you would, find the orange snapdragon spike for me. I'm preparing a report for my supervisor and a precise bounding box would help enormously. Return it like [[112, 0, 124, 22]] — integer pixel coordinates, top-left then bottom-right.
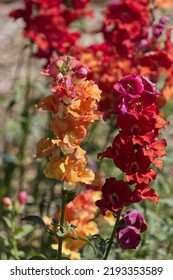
[[36, 56, 102, 185]]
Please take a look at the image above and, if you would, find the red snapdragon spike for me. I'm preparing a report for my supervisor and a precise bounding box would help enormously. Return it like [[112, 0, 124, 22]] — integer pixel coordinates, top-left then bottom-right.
[[123, 210, 147, 233], [117, 225, 141, 249], [98, 73, 167, 195], [95, 178, 133, 215], [9, 0, 91, 60]]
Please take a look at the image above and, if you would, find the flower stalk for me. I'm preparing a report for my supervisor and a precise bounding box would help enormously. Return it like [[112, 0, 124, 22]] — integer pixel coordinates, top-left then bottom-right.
[[57, 187, 67, 260], [103, 210, 122, 260]]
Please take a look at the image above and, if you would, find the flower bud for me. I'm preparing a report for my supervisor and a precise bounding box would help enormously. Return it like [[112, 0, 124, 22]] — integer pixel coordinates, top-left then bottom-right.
[[75, 64, 90, 79], [2, 197, 12, 208], [17, 191, 29, 205]]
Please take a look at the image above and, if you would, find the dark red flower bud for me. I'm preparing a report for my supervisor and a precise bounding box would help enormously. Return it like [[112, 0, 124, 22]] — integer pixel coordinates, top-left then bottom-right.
[[75, 64, 90, 79]]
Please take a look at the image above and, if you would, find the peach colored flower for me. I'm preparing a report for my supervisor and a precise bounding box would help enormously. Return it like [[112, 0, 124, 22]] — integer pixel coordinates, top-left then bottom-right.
[[44, 146, 95, 184]]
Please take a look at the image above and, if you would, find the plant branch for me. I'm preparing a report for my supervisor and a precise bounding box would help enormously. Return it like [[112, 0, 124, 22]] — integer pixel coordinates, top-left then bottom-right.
[[57, 185, 67, 260], [103, 209, 122, 260]]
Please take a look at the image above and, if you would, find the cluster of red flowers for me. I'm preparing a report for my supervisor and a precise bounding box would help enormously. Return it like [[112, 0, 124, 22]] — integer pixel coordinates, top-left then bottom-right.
[[10, 0, 173, 108], [96, 74, 168, 249], [10, 0, 91, 59], [79, 0, 173, 111], [36, 55, 102, 184]]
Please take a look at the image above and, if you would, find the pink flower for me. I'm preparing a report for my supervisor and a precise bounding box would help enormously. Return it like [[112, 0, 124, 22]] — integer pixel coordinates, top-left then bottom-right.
[[2, 197, 12, 208], [17, 191, 29, 205], [75, 64, 90, 79]]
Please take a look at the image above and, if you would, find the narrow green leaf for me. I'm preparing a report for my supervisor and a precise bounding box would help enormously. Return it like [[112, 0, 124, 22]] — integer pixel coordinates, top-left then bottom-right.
[[28, 256, 47, 260], [15, 225, 34, 240], [0, 217, 12, 229], [159, 198, 173, 207]]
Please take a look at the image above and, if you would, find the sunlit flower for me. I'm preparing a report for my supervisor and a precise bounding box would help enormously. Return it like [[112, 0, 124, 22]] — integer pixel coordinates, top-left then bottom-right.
[[95, 178, 133, 215], [44, 146, 95, 184]]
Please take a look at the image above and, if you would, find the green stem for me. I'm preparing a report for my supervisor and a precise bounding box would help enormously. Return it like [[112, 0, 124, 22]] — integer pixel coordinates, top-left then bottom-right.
[[57, 187, 67, 260], [103, 209, 122, 260], [19, 44, 33, 189], [11, 209, 19, 260]]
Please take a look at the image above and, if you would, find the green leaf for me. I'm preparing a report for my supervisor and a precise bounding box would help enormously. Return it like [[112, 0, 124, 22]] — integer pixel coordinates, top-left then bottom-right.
[[62, 190, 76, 204], [14, 224, 34, 240], [28, 253, 47, 260], [159, 199, 173, 207], [66, 191, 76, 203], [21, 215, 46, 227], [0, 217, 12, 229], [56, 227, 68, 237], [29, 256, 47, 260], [46, 228, 56, 236], [0, 233, 7, 240]]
